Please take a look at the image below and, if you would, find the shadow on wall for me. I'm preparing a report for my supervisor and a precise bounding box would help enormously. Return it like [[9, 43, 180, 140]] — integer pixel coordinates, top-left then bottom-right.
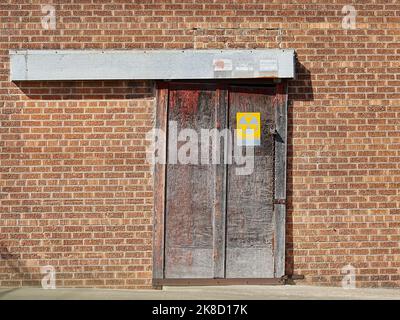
[[13, 80, 155, 100], [285, 60, 314, 279], [287, 60, 314, 102]]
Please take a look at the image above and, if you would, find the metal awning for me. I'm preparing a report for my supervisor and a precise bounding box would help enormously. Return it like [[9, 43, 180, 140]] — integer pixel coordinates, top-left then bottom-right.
[[10, 49, 295, 81]]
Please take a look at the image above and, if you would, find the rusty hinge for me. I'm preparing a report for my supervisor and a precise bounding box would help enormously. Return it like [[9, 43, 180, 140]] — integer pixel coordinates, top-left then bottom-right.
[[274, 199, 286, 205]]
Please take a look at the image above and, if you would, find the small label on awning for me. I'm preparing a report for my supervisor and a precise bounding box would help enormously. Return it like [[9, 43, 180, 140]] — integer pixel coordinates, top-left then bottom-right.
[[213, 59, 233, 71], [235, 63, 254, 72], [259, 59, 278, 72]]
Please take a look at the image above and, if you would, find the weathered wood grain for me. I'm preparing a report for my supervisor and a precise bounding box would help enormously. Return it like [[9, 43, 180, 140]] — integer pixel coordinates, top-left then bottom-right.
[[152, 82, 168, 282], [213, 85, 228, 278], [165, 83, 219, 278], [226, 86, 276, 278], [273, 82, 288, 277]]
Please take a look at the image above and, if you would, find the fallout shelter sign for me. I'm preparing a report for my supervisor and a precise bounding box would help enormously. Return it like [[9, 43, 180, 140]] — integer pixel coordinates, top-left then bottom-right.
[[236, 112, 261, 146]]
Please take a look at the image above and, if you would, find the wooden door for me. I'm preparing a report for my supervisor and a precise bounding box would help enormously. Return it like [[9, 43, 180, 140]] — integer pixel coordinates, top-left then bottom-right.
[[226, 86, 275, 278], [154, 82, 287, 284], [164, 83, 225, 278]]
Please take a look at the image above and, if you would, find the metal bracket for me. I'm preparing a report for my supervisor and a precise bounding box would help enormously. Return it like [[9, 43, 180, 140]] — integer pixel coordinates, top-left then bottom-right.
[[274, 199, 286, 205], [280, 275, 288, 284], [284, 274, 305, 285]]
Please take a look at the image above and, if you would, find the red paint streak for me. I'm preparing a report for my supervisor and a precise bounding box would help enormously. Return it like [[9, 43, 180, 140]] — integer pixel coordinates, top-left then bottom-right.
[[172, 90, 200, 126], [181, 90, 200, 115]]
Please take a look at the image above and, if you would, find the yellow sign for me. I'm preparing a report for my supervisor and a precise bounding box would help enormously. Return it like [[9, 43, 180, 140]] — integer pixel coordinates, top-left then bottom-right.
[[236, 112, 261, 146]]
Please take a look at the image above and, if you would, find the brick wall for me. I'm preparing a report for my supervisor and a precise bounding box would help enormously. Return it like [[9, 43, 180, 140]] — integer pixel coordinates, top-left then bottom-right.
[[1, 1, 399, 288]]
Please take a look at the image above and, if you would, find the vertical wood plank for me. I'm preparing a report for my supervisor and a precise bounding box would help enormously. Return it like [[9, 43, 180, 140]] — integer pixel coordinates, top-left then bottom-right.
[[152, 82, 168, 283], [226, 86, 276, 278], [164, 83, 217, 278], [213, 85, 228, 278], [273, 82, 288, 277]]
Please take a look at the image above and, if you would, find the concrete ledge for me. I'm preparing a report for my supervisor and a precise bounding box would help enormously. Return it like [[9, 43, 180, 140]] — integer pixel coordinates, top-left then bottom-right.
[[1, 285, 399, 300], [9, 49, 295, 81]]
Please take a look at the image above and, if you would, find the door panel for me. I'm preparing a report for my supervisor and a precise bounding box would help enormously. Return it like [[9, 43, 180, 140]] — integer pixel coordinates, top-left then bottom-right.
[[164, 84, 220, 278], [226, 87, 276, 278]]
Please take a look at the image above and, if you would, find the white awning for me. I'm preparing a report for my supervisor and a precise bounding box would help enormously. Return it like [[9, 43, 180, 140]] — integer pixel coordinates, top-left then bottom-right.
[[10, 49, 295, 81]]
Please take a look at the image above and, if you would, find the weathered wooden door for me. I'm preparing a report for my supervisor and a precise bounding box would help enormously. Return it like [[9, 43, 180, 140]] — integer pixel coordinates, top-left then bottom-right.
[[164, 83, 222, 278], [226, 87, 276, 278], [154, 82, 287, 285]]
